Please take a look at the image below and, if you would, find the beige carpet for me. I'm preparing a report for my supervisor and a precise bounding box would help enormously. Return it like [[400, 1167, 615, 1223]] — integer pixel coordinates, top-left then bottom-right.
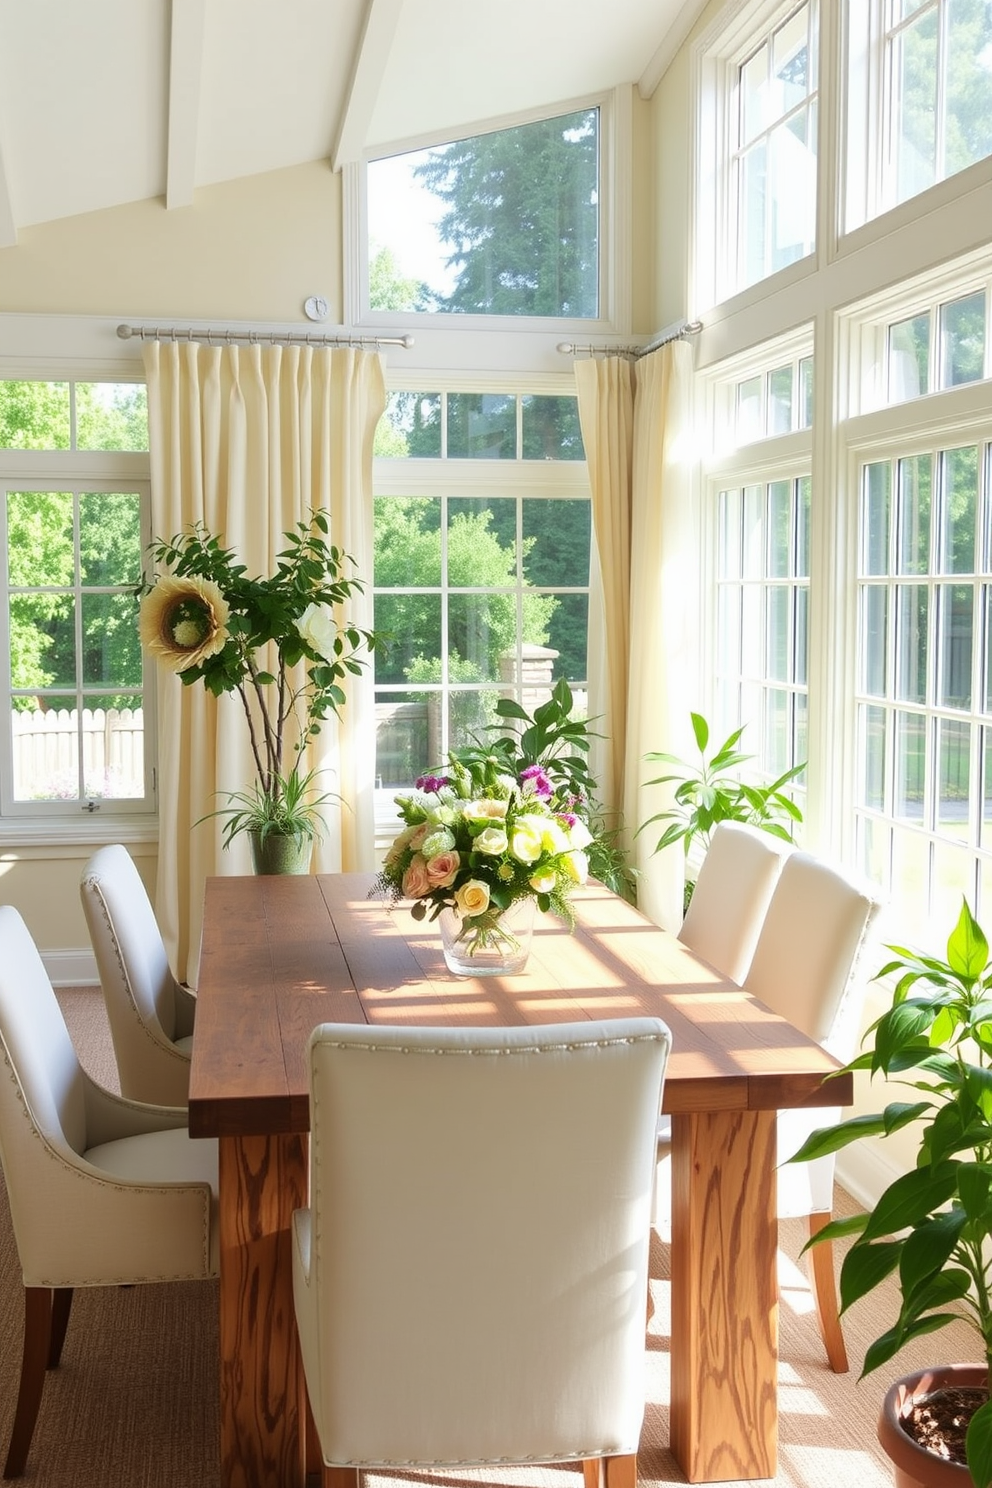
[[0, 987, 977, 1487]]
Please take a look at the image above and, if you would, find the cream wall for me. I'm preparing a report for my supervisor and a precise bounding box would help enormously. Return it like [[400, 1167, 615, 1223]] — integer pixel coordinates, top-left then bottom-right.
[[0, 161, 343, 323]]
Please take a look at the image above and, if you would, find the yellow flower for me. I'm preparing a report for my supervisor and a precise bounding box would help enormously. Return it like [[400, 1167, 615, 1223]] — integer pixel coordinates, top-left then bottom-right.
[[455, 878, 491, 916], [140, 576, 230, 673]]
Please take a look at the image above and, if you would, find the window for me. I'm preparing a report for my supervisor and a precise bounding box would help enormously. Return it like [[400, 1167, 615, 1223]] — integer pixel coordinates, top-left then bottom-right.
[[365, 105, 602, 321], [855, 432, 992, 933], [0, 380, 153, 821], [695, 0, 819, 307], [846, 0, 992, 230], [734, 2, 818, 290], [714, 474, 811, 786], [372, 386, 590, 803]]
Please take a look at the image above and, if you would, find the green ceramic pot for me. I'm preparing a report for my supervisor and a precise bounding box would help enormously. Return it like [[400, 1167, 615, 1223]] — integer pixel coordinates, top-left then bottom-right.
[[248, 829, 313, 876]]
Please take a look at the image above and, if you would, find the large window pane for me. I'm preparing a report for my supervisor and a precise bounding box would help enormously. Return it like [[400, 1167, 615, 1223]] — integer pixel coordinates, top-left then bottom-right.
[[939, 292, 986, 387], [888, 313, 930, 400], [939, 445, 978, 573], [521, 397, 584, 460], [938, 583, 974, 707], [375, 393, 442, 458], [895, 710, 927, 820], [945, 0, 992, 177], [447, 395, 516, 459], [0, 382, 70, 449], [75, 384, 148, 451], [863, 587, 889, 695], [937, 717, 971, 833], [895, 584, 929, 702], [522, 499, 590, 586], [896, 454, 932, 574], [864, 462, 891, 574], [367, 107, 600, 319], [894, 7, 939, 202]]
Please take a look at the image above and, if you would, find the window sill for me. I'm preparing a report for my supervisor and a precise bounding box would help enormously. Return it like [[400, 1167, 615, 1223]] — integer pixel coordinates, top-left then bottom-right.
[[0, 816, 158, 857]]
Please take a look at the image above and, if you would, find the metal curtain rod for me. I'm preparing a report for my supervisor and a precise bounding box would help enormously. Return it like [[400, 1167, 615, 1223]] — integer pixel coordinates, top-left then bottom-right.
[[116, 324, 414, 350], [557, 317, 703, 359]]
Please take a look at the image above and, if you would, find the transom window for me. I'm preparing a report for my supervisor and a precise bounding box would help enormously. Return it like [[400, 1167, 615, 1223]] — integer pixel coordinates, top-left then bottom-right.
[[733, 1, 818, 292], [366, 106, 601, 320]]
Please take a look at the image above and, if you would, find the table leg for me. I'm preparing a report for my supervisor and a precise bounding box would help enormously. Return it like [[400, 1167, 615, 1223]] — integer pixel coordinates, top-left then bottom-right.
[[219, 1133, 308, 1488], [668, 1109, 778, 1483]]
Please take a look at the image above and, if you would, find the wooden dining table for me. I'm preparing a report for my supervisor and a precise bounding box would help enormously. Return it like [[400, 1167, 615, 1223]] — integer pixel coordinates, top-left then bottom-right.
[[188, 871, 852, 1488]]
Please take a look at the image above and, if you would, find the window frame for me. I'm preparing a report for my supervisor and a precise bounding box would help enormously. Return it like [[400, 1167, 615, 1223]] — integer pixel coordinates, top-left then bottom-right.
[[346, 88, 630, 341], [0, 391, 157, 840], [371, 370, 592, 846]]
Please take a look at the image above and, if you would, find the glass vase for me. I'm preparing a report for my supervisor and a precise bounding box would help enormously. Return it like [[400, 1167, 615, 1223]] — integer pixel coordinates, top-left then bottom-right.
[[438, 897, 536, 976]]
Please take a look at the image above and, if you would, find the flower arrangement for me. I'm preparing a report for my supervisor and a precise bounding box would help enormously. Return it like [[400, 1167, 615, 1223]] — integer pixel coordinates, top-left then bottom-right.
[[372, 680, 612, 959], [139, 511, 377, 850]]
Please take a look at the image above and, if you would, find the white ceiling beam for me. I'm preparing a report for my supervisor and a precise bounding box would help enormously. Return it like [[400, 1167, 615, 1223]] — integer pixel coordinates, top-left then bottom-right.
[[331, 0, 404, 171], [0, 115, 16, 246], [638, 0, 707, 100], [166, 0, 206, 209]]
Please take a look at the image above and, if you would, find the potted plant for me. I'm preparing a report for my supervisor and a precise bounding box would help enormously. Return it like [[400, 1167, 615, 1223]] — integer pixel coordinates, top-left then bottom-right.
[[139, 511, 378, 873], [638, 711, 804, 911], [792, 897, 992, 1488]]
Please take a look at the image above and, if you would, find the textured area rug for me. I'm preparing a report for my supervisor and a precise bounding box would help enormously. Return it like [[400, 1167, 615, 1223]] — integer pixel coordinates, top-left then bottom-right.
[[0, 987, 976, 1486]]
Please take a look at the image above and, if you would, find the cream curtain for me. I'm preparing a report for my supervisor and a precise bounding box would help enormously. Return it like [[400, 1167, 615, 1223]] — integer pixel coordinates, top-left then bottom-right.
[[142, 341, 386, 982], [575, 340, 694, 931]]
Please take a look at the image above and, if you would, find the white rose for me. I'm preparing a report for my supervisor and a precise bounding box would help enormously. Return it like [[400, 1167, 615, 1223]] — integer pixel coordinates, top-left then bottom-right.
[[475, 826, 509, 855], [562, 849, 589, 885], [529, 869, 557, 893], [567, 819, 593, 850], [509, 815, 545, 865], [296, 602, 339, 663], [463, 798, 509, 823]]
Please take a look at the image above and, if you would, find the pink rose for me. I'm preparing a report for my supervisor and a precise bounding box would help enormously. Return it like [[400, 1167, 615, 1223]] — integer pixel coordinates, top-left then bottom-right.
[[426, 850, 460, 888], [409, 822, 430, 851], [402, 853, 432, 898]]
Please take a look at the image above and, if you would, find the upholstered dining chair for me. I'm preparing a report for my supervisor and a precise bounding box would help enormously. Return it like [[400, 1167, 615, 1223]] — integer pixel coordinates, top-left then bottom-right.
[[80, 844, 195, 1105], [657, 850, 883, 1373], [0, 905, 218, 1479], [293, 1018, 672, 1488], [677, 820, 793, 982]]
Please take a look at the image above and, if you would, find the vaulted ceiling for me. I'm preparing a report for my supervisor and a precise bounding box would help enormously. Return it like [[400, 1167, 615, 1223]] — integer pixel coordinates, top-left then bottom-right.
[[0, 0, 706, 247]]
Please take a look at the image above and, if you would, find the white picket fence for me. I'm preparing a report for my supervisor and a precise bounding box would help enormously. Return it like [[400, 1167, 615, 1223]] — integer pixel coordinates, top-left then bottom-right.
[[12, 706, 144, 800]]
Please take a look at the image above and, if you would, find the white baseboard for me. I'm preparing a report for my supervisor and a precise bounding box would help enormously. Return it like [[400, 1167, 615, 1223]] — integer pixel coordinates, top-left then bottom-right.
[[836, 1141, 904, 1211], [43, 948, 98, 986]]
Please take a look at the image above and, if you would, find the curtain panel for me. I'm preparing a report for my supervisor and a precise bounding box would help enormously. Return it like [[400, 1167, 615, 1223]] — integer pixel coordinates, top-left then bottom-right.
[[142, 341, 385, 982], [575, 340, 694, 931]]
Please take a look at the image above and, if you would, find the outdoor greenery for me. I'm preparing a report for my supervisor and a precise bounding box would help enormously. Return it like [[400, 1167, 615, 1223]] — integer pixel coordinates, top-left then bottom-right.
[[792, 897, 992, 1488]]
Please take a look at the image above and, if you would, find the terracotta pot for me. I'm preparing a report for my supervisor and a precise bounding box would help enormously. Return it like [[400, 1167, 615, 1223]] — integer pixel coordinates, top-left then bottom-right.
[[878, 1364, 987, 1488]]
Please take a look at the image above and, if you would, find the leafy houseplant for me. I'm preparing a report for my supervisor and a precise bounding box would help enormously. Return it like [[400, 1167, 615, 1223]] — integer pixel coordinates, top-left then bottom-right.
[[372, 680, 627, 971], [139, 511, 377, 868], [792, 899, 992, 1488], [638, 712, 804, 911]]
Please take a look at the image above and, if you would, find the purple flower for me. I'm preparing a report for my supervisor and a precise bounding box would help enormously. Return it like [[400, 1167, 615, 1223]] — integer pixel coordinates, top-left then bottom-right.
[[559, 811, 578, 828], [415, 774, 449, 794], [519, 765, 552, 799]]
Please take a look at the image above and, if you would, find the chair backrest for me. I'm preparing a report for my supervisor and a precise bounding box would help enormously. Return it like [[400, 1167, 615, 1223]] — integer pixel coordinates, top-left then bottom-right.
[[745, 850, 882, 1053], [301, 1017, 671, 1467], [678, 821, 792, 983], [0, 906, 93, 1256], [80, 845, 182, 1092]]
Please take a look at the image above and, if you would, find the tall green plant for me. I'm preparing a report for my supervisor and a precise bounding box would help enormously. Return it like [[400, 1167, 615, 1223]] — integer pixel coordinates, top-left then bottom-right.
[[639, 711, 803, 859], [792, 898, 992, 1488]]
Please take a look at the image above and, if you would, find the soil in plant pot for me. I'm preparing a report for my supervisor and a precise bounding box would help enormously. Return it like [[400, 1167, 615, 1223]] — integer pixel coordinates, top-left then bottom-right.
[[902, 1387, 988, 1465]]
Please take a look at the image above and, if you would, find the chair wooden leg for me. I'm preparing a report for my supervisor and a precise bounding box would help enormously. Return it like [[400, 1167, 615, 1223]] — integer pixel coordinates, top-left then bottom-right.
[[807, 1212, 849, 1373], [583, 1455, 637, 1488], [321, 1468, 358, 1488], [3, 1287, 54, 1479], [48, 1288, 73, 1368]]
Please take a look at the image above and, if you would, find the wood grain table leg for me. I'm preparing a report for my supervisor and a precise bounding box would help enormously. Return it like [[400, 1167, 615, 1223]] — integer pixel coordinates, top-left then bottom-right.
[[219, 1133, 308, 1488], [668, 1109, 778, 1483]]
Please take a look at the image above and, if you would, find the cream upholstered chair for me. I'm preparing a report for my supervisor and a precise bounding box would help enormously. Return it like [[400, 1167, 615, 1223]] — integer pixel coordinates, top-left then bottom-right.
[[293, 1018, 672, 1488], [678, 820, 793, 982], [0, 905, 218, 1479], [80, 844, 195, 1105], [658, 850, 882, 1373]]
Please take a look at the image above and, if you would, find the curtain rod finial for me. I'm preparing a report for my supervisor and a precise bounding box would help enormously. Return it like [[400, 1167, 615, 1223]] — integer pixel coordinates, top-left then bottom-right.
[[116, 324, 133, 340]]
